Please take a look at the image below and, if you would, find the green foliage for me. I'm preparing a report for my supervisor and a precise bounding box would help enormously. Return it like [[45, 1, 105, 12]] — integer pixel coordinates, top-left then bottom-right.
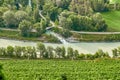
[[0, 64, 4, 80], [33, 8, 41, 22], [46, 46, 54, 58], [0, 17, 5, 28], [1, 59, 120, 80], [19, 20, 32, 37], [43, 3, 62, 21], [59, 11, 107, 31], [15, 10, 28, 26], [6, 46, 14, 57], [33, 22, 43, 36], [112, 47, 120, 58], [37, 42, 46, 58], [14, 46, 22, 58], [55, 0, 71, 10], [3, 10, 16, 28], [0, 0, 4, 6], [67, 47, 73, 59]]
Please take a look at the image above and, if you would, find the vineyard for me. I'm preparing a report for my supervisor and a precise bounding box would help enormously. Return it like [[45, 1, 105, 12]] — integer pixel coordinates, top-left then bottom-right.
[[0, 59, 120, 80]]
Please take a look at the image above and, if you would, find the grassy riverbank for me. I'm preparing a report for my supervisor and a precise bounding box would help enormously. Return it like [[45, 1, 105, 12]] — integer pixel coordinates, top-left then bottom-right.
[[0, 29, 59, 43], [0, 59, 120, 80], [1, 28, 120, 42], [73, 33, 120, 42]]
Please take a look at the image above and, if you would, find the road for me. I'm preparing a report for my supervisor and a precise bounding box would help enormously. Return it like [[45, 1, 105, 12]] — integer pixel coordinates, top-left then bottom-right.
[[71, 31, 120, 34], [0, 28, 19, 31]]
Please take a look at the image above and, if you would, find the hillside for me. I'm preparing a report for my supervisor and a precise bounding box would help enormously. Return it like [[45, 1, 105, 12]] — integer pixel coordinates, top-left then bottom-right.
[[102, 11, 120, 31]]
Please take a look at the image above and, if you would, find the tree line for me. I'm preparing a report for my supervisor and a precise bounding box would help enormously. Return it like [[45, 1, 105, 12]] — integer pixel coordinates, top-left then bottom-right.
[[0, 42, 119, 60]]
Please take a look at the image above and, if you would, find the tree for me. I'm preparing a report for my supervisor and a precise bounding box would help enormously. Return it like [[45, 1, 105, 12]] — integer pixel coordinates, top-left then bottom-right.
[[69, 0, 93, 16], [17, 0, 28, 7], [21, 47, 27, 58], [67, 47, 73, 60], [85, 54, 94, 60], [92, 13, 107, 31], [26, 6, 32, 16], [25, 46, 36, 59], [0, 48, 6, 57], [15, 11, 28, 27], [37, 0, 45, 10], [43, 3, 61, 21], [37, 42, 46, 58], [6, 46, 14, 57], [14, 46, 22, 58], [0, 8, 5, 28], [3, 10, 16, 28], [3, 0, 15, 10], [55, 46, 62, 58], [94, 49, 107, 58], [61, 46, 66, 58], [112, 48, 118, 58], [79, 53, 85, 60], [91, 0, 109, 12], [40, 19, 47, 32], [0, 0, 4, 6], [19, 20, 32, 37], [74, 50, 79, 59], [33, 22, 43, 36], [46, 46, 54, 59], [55, 0, 71, 9], [33, 8, 41, 22], [31, 47, 37, 59]]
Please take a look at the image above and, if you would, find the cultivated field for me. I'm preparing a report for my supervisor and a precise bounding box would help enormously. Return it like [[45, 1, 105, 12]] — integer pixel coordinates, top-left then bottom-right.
[[0, 59, 120, 80]]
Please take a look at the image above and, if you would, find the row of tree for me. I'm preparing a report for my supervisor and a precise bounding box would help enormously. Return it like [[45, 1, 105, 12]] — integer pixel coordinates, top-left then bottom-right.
[[0, 43, 79, 60], [0, 43, 119, 60]]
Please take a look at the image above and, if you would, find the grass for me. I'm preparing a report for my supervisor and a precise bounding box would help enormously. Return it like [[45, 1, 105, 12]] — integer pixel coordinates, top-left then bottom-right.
[[0, 59, 120, 80], [73, 33, 120, 42], [0, 29, 41, 42], [0, 29, 59, 43], [102, 11, 120, 31]]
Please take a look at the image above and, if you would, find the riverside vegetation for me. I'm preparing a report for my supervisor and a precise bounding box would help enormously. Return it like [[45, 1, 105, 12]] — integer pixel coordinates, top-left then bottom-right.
[[0, 42, 120, 60]]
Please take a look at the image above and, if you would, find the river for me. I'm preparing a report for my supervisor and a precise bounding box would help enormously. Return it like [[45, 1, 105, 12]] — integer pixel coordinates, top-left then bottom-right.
[[0, 38, 120, 56]]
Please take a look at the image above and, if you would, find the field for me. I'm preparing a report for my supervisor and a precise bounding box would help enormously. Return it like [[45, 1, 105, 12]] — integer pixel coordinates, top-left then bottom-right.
[[0, 59, 120, 80], [102, 11, 120, 31]]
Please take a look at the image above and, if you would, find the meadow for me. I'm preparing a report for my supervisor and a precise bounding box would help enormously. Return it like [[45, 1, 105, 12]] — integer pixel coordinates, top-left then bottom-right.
[[102, 11, 120, 31]]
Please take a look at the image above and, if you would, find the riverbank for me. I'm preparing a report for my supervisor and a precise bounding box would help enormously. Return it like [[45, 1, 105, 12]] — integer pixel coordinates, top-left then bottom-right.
[[0, 29, 60, 43], [1, 28, 120, 43], [72, 33, 120, 42]]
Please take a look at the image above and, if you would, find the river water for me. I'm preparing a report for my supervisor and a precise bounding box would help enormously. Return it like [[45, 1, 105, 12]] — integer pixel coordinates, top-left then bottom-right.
[[0, 38, 120, 56]]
